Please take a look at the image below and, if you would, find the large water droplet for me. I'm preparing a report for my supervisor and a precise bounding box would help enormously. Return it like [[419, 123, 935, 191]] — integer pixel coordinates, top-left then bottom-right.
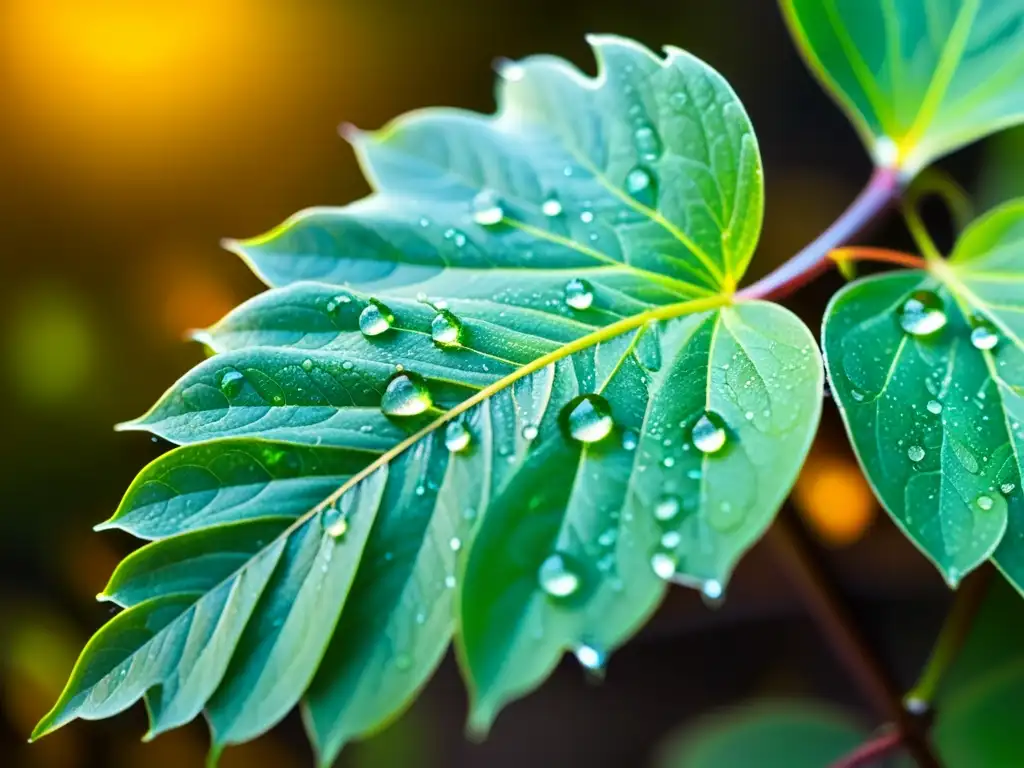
[[445, 420, 472, 453], [472, 189, 504, 226], [625, 165, 657, 207], [560, 393, 614, 443], [538, 553, 583, 599], [650, 551, 677, 580], [691, 411, 728, 454], [907, 445, 926, 463], [970, 318, 999, 351], [219, 369, 245, 398], [564, 278, 595, 310], [977, 495, 994, 511], [327, 516, 348, 539], [897, 291, 947, 337], [381, 372, 433, 417], [541, 194, 563, 217], [654, 495, 681, 522], [359, 299, 395, 337], [926, 400, 943, 415], [431, 309, 464, 348]]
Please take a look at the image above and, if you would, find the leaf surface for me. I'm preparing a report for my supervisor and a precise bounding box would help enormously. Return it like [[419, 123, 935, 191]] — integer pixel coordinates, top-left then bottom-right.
[[823, 200, 1024, 586], [781, 0, 1024, 175]]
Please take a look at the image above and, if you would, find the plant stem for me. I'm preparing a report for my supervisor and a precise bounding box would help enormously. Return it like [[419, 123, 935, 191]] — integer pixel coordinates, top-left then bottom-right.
[[829, 247, 927, 270], [905, 566, 991, 710], [829, 729, 903, 768], [769, 517, 942, 768], [738, 167, 902, 300]]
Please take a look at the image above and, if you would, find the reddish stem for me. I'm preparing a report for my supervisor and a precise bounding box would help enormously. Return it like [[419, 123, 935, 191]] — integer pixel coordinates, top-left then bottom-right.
[[738, 167, 902, 300], [829, 729, 904, 768], [829, 247, 927, 270]]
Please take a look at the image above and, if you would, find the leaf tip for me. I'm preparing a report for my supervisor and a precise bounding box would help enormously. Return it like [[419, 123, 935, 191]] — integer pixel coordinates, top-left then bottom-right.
[[219, 237, 241, 254], [188, 328, 218, 352], [338, 121, 363, 144]]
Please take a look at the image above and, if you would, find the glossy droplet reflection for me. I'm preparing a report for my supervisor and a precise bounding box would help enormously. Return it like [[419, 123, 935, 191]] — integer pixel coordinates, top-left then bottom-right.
[[471, 189, 504, 226], [897, 290, 947, 337], [560, 393, 614, 443], [359, 299, 395, 337], [444, 421, 472, 453], [654, 495, 681, 522], [691, 411, 727, 454], [564, 278, 595, 310], [541, 194, 563, 217], [380, 372, 433, 417], [650, 551, 677, 580], [538, 553, 583, 599], [625, 166, 657, 207], [431, 310, 464, 348], [907, 445, 926, 463], [977, 495, 994, 511], [926, 400, 943, 415], [574, 643, 606, 672], [219, 369, 245, 398], [970, 318, 999, 351]]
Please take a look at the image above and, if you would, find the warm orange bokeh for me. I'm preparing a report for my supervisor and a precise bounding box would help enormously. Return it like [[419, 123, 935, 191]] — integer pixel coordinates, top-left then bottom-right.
[[793, 450, 878, 547]]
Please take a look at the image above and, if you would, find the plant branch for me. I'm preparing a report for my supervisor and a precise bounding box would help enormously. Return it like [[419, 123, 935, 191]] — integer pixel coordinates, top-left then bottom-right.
[[738, 167, 902, 300], [769, 516, 942, 768], [828, 729, 903, 768], [905, 566, 992, 711], [829, 247, 927, 270]]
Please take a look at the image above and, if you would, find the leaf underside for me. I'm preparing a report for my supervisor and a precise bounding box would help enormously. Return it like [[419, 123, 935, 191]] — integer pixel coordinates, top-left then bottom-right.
[[36, 35, 824, 765], [781, 0, 1024, 174], [824, 199, 1024, 588]]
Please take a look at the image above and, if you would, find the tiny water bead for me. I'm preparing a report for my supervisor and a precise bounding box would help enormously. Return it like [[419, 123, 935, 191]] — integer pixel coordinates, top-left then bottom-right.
[[926, 400, 943, 415], [660, 531, 682, 549], [654, 495, 681, 522], [522, 424, 539, 440], [380, 372, 433, 417], [359, 299, 395, 337], [624, 166, 657, 207], [564, 278, 595, 310], [219, 369, 245, 398], [444, 421, 472, 453], [650, 551, 678, 580], [560, 393, 614, 443], [431, 309, 464, 348], [970, 318, 999, 351], [325, 292, 352, 318], [538, 553, 583, 599], [702, 580, 723, 600], [301, 358, 314, 372], [541, 194, 563, 217], [907, 445, 926, 463], [634, 125, 662, 161], [574, 643, 606, 672], [449, 537, 462, 551], [471, 189, 504, 226], [897, 290, 947, 337], [621, 430, 639, 451], [977, 495, 994, 512], [691, 411, 728, 454]]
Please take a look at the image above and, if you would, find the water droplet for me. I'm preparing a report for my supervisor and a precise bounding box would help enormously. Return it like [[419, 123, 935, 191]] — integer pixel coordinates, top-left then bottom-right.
[[538, 553, 582, 598], [219, 369, 244, 398], [660, 530, 681, 549], [634, 125, 662, 161], [926, 400, 943, 415], [418, 217, 431, 228], [977, 495, 994, 511], [650, 551, 677, 580], [394, 653, 412, 671], [359, 299, 395, 337], [301, 358, 314, 372], [431, 309, 464, 348], [624, 165, 657, 207], [579, 210, 595, 224], [445, 421, 472, 453], [574, 643, 606, 672], [1001, 483, 1016, 495], [326, 514, 348, 539], [472, 189, 504, 226], [897, 290, 947, 337], [560, 393, 614, 443], [444, 575, 457, 588], [381, 372, 433, 417], [970, 318, 999, 351], [702, 579, 723, 600], [691, 411, 727, 454], [564, 278, 595, 310], [654, 495, 681, 522], [621, 430, 639, 451], [449, 537, 462, 551], [541, 194, 563, 217], [597, 528, 617, 547], [522, 424, 539, 440], [907, 445, 926, 463]]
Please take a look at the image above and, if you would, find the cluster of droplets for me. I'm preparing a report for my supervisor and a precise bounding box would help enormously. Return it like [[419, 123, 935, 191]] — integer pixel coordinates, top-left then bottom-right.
[[896, 291, 1003, 352]]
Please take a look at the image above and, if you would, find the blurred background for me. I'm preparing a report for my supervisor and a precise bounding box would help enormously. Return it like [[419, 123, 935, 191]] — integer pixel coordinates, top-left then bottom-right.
[[1, 1, 1021, 766]]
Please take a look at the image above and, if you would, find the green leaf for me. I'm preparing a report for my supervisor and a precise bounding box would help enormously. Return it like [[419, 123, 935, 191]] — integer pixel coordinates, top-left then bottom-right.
[[653, 701, 867, 768], [227, 35, 763, 296], [781, 0, 1024, 176], [935, 661, 1024, 766], [823, 199, 1024, 586]]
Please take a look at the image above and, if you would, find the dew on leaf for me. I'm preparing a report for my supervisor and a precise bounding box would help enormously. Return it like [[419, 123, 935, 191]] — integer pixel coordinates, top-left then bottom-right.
[[541, 194, 563, 217], [702, 579, 723, 600], [580, 210, 595, 224], [444, 421, 472, 453], [660, 530, 681, 549], [431, 309, 464, 348], [977, 495, 994, 512], [538, 553, 582, 598], [691, 411, 728, 454], [560, 393, 613, 443], [621, 430, 639, 451], [444, 575, 457, 588], [926, 400, 943, 415], [381, 372, 433, 417], [907, 445, 926, 463], [301, 358, 314, 372], [471, 189, 504, 226], [970, 319, 999, 351], [625, 165, 657, 207], [650, 551, 677, 580], [897, 290, 947, 337], [359, 299, 395, 337], [564, 278, 594, 310], [394, 653, 412, 671], [219, 369, 245, 399], [654, 495, 681, 522], [1001, 483, 1016, 494], [449, 537, 462, 551], [522, 424, 539, 440], [634, 125, 662, 161], [574, 643, 606, 672]]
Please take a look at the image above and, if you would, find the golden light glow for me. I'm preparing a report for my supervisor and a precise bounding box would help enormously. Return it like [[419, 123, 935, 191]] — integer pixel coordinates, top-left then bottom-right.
[[793, 453, 877, 547]]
